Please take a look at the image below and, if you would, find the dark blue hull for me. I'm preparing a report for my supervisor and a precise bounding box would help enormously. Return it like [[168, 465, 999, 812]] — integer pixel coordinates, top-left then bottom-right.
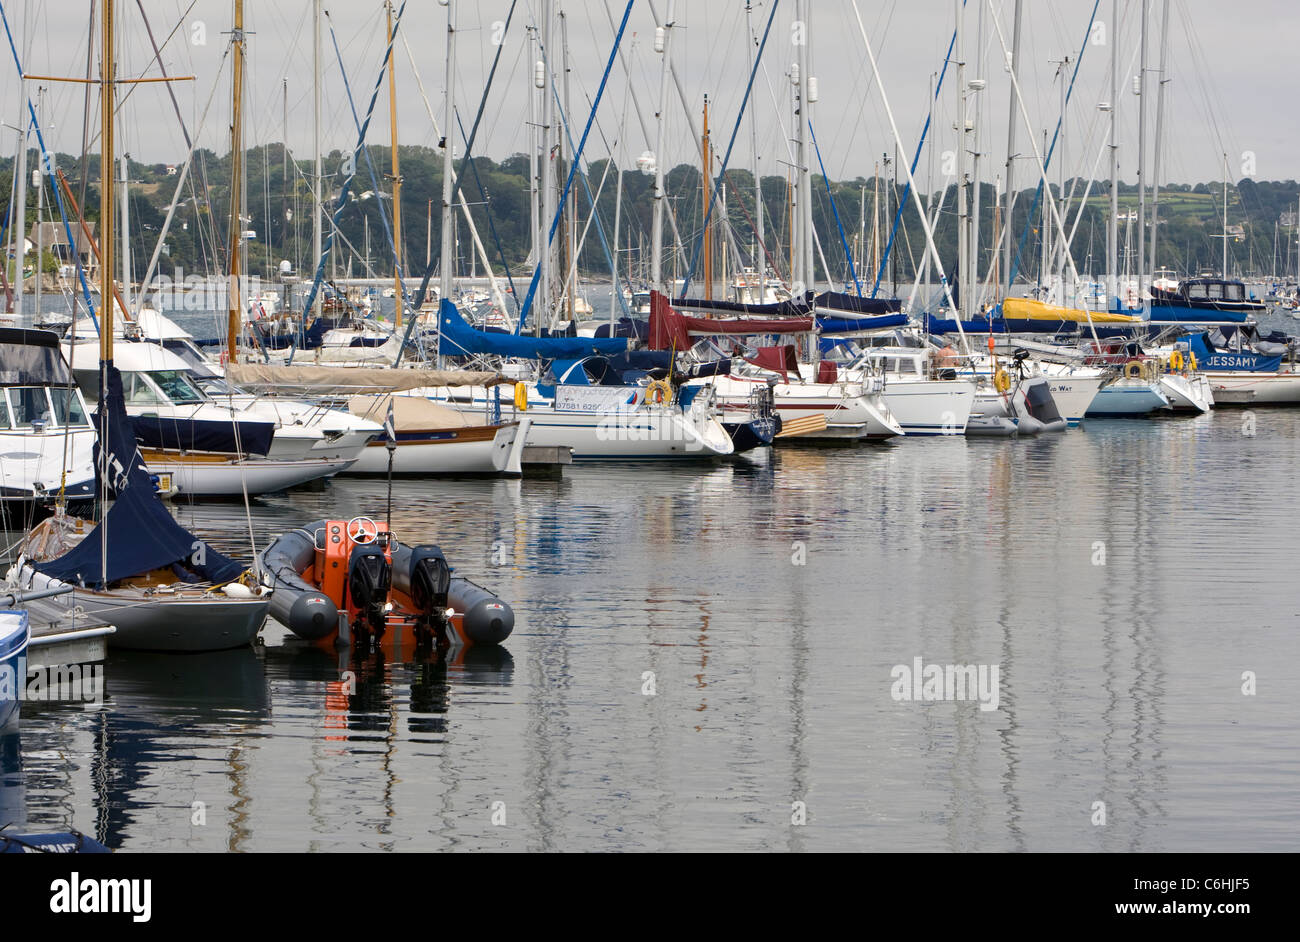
[[723, 415, 780, 453]]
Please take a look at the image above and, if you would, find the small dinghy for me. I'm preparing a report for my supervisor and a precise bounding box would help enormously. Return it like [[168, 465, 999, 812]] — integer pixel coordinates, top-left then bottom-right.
[[260, 518, 513, 649], [0, 611, 29, 730], [0, 830, 111, 853]]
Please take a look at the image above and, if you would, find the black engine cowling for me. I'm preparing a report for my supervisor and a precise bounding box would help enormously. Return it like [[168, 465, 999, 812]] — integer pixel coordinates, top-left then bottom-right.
[[408, 544, 452, 645], [348, 542, 391, 641]]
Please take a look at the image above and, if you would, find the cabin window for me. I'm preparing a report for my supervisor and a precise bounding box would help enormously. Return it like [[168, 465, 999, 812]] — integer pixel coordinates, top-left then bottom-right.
[[50, 388, 89, 427], [899, 359, 920, 375], [123, 373, 165, 405], [148, 370, 204, 404], [1188, 283, 1208, 300], [7, 386, 52, 426], [1226, 283, 1243, 301], [0, 397, 10, 429], [73, 371, 98, 403], [1208, 283, 1224, 299]]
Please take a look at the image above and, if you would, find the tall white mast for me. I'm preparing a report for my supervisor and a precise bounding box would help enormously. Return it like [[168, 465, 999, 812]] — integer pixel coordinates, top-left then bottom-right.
[[795, 0, 814, 296], [650, 0, 674, 292], [1001, 0, 1022, 299], [437, 0, 456, 363], [1148, 0, 1170, 278], [539, 0, 554, 329], [1136, 0, 1148, 298], [956, 0, 969, 318], [747, 1, 764, 296], [311, 0, 321, 316], [1108, 0, 1119, 310]]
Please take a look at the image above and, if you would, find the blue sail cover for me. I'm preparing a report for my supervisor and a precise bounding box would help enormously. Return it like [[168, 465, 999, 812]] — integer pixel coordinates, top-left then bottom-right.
[[35, 363, 245, 587], [438, 299, 626, 359], [117, 414, 276, 457], [817, 313, 909, 334]]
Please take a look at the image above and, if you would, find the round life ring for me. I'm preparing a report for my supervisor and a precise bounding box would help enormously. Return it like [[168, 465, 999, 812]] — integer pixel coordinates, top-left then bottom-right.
[[1124, 359, 1143, 379], [993, 368, 1011, 393], [1169, 350, 1185, 372], [645, 379, 672, 405]]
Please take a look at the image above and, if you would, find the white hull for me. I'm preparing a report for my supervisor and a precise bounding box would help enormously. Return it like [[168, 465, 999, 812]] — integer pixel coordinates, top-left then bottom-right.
[[346, 419, 528, 476], [712, 374, 902, 440], [1159, 374, 1214, 413], [1087, 380, 1170, 415], [881, 380, 976, 435], [424, 388, 734, 459], [141, 453, 355, 495], [1203, 371, 1300, 404], [0, 427, 96, 505]]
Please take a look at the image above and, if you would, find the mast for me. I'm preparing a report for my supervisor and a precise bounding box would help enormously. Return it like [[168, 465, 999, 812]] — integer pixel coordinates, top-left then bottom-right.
[[747, 0, 764, 297], [1136, 0, 1148, 299], [1108, 0, 1119, 310], [561, 9, 575, 321], [101, 0, 115, 359], [538, 0, 553, 331], [11, 0, 29, 321], [1002, 0, 1023, 300], [795, 0, 814, 296], [1148, 0, 1170, 278], [528, 26, 540, 285], [33, 87, 42, 318], [1222, 153, 1229, 277], [225, 0, 246, 360], [311, 0, 321, 319], [650, 0, 674, 292], [386, 1, 403, 328], [955, 0, 969, 318], [121, 148, 131, 316], [702, 95, 712, 300], [438, 0, 456, 362]]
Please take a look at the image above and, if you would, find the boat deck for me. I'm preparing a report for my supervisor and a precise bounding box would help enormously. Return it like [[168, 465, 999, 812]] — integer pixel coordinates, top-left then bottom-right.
[[21, 596, 115, 669]]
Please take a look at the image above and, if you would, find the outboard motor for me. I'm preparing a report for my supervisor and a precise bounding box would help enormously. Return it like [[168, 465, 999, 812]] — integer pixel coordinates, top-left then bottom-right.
[[408, 544, 452, 646], [347, 542, 391, 643]]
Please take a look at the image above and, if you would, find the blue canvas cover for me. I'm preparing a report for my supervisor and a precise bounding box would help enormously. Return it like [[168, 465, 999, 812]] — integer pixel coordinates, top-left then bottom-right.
[[816, 313, 910, 334], [439, 300, 626, 359], [35, 363, 245, 587], [117, 414, 275, 457]]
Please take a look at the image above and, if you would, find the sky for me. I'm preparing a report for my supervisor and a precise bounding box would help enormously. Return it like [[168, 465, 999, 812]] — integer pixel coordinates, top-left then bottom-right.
[[3, 0, 1296, 191]]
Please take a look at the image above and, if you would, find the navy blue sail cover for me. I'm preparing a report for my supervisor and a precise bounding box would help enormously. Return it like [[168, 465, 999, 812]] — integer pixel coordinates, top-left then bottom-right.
[[123, 414, 275, 457], [35, 363, 245, 587], [439, 299, 626, 359]]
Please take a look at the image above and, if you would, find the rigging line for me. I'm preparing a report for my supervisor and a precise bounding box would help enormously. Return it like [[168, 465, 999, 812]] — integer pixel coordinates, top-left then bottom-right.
[[871, 3, 962, 298], [514, 0, 633, 334], [809, 119, 862, 295], [454, 109, 523, 315], [678, 0, 779, 298], [1004, 0, 1101, 293], [0, 0, 99, 327], [300, 2, 405, 318], [326, 9, 406, 304], [411, 0, 518, 314], [547, 78, 622, 312]]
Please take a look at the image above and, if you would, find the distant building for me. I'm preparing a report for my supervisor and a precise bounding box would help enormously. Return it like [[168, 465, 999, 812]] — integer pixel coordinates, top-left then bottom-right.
[[27, 221, 97, 264], [165, 165, 177, 175]]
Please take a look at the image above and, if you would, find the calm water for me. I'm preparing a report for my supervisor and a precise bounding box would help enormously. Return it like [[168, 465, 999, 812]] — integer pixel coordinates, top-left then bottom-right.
[[6, 408, 1299, 852]]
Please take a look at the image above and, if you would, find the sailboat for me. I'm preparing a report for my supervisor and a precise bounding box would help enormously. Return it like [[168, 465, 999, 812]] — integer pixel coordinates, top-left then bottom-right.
[[4, 0, 271, 653]]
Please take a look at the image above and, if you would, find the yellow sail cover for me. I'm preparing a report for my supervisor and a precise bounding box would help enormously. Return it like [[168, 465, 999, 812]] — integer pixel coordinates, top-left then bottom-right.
[[1002, 297, 1142, 324]]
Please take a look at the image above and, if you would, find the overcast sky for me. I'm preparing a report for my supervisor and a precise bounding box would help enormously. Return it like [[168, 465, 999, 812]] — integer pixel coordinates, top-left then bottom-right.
[[5, 1, 1295, 191]]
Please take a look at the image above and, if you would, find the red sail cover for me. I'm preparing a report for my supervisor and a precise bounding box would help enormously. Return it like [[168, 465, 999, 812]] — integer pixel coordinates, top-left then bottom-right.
[[745, 345, 801, 382], [649, 291, 813, 350]]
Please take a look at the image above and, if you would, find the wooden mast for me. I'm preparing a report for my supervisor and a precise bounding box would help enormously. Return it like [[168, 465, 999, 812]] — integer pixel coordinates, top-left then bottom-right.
[[386, 1, 403, 328], [100, 0, 115, 361], [225, 0, 245, 360]]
